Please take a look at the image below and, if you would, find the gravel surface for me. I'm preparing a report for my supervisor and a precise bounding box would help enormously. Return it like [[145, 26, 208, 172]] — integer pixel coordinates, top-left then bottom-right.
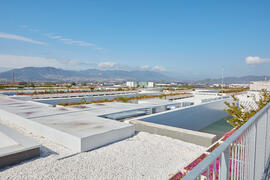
[[0, 119, 206, 180]]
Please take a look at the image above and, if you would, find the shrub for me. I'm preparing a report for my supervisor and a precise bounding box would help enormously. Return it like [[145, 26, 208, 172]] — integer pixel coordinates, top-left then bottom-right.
[[225, 90, 270, 128], [0, 84, 5, 89], [80, 98, 87, 104], [117, 96, 129, 103]]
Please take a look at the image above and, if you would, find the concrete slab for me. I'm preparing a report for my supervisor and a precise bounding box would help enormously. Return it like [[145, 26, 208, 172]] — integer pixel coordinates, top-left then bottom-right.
[[0, 124, 40, 168], [133, 99, 232, 131], [128, 98, 232, 146], [0, 97, 134, 152], [0, 132, 18, 148], [130, 120, 217, 147]]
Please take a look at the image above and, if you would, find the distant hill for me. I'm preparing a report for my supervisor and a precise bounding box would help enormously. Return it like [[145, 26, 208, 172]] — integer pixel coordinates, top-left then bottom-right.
[[197, 75, 270, 84], [0, 67, 172, 82]]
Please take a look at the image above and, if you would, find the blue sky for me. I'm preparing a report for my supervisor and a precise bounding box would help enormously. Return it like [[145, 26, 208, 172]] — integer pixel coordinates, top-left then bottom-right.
[[0, 0, 270, 80]]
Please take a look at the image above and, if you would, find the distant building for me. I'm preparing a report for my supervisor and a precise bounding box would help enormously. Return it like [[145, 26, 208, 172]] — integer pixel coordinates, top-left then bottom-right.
[[126, 81, 154, 88], [147, 82, 154, 88], [228, 84, 250, 88], [126, 81, 137, 87], [155, 83, 171, 87], [250, 81, 270, 91]]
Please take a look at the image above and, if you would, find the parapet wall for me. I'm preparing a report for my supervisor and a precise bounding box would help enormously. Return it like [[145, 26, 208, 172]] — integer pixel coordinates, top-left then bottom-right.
[[130, 120, 216, 147], [130, 99, 232, 147]]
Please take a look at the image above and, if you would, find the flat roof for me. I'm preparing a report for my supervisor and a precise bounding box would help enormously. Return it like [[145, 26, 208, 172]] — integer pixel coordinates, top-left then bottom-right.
[[0, 97, 134, 152], [0, 124, 40, 158], [0, 93, 225, 153], [0, 130, 206, 179], [0, 124, 40, 168]]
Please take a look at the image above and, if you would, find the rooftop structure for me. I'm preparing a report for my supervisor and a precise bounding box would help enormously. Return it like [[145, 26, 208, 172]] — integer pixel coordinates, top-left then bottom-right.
[[126, 81, 154, 88], [0, 124, 40, 168], [0, 97, 134, 152], [0, 90, 235, 178], [0, 128, 205, 179], [182, 99, 270, 180], [250, 81, 270, 91]]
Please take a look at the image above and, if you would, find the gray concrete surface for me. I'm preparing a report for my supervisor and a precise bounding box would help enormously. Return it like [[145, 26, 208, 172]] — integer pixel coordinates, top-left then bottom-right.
[[0, 124, 40, 168], [0, 97, 134, 152], [135, 99, 232, 131], [130, 120, 217, 147]]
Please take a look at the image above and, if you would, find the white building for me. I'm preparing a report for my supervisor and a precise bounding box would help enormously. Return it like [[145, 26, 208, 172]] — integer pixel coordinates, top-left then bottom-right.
[[147, 82, 154, 88], [228, 84, 250, 88], [126, 81, 154, 88], [126, 81, 137, 87], [250, 81, 270, 91]]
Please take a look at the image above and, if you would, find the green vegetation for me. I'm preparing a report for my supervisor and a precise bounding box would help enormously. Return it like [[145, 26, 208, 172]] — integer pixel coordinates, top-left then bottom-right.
[[0, 84, 6, 89], [80, 98, 87, 104], [225, 90, 270, 128], [219, 87, 249, 94], [89, 86, 95, 91], [117, 96, 129, 103], [162, 86, 193, 91], [43, 84, 54, 87], [30, 83, 35, 89], [59, 92, 190, 106]]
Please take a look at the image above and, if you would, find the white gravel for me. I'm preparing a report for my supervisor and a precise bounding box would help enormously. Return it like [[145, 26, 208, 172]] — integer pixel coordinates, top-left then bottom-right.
[[0, 119, 206, 180]]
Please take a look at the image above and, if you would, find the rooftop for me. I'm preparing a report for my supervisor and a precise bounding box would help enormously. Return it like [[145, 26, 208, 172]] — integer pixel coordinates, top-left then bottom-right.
[[0, 91, 228, 179], [0, 120, 205, 180]]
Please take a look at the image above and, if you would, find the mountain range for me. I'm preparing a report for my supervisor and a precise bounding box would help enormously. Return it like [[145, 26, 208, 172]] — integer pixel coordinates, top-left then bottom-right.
[[196, 75, 270, 84], [0, 67, 172, 82], [0, 67, 269, 83]]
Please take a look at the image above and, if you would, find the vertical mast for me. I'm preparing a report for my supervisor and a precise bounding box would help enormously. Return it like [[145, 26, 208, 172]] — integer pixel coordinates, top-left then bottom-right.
[[12, 72, 15, 84], [221, 66, 224, 90]]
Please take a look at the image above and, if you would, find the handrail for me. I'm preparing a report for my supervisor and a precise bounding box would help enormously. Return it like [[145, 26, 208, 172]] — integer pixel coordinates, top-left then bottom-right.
[[182, 102, 270, 179]]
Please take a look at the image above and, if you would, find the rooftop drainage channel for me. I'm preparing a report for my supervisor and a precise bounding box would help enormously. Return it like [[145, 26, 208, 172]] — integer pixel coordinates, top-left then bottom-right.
[[201, 95, 230, 103], [102, 102, 194, 121], [104, 110, 147, 120]]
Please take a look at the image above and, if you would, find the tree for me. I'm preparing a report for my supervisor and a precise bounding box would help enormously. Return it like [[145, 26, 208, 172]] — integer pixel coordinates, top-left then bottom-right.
[[225, 90, 270, 128], [89, 86, 95, 91], [117, 96, 129, 103], [66, 84, 72, 92], [80, 98, 87, 104], [0, 84, 5, 89], [30, 83, 35, 89]]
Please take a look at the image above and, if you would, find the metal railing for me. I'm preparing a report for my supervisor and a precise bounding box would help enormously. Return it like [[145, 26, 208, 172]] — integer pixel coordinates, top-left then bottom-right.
[[183, 102, 270, 180]]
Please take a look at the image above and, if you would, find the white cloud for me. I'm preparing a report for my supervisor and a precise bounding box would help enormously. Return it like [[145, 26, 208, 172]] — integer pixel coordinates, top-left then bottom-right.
[[245, 56, 270, 65], [0, 54, 62, 68], [19, 25, 28, 29], [66, 60, 82, 66], [140, 65, 167, 72], [0, 54, 93, 70], [98, 62, 116, 68], [30, 29, 39, 32], [0, 54, 169, 73], [45, 33, 103, 50], [0, 32, 45, 45], [61, 38, 95, 47], [47, 34, 62, 39], [152, 65, 167, 72], [140, 65, 150, 70]]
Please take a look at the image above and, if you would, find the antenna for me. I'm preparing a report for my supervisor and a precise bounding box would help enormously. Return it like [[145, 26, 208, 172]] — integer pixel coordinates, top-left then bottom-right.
[[12, 72, 15, 83], [221, 66, 224, 90]]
